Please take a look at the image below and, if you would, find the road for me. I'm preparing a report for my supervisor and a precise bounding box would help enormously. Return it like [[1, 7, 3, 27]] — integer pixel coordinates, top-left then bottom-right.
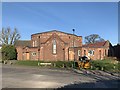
[[2, 64, 120, 89]]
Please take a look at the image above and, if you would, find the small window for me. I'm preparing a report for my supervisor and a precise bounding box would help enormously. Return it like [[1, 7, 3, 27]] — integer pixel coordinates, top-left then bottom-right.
[[92, 50, 94, 55], [35, 41, 37, 47], [33, 41, 35, 47], [88, 50, 94, 56], [105, 49, 107, 56], [32, 52, 36, 56], [84, 50, 86, 56], [78, 50, 81, 56]]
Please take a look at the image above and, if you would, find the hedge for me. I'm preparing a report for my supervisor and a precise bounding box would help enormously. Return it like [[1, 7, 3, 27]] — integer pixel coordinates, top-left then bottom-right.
[[90, 60, 119, 72]]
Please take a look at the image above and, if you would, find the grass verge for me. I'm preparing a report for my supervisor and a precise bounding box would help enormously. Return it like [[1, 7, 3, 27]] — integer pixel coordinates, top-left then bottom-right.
[[14, 60, 74, 68]]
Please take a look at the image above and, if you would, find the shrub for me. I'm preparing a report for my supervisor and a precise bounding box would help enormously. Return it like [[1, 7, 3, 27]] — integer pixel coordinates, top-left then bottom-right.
[[1, 45, 17, 60], [90, 60, 120, 72], [51, 61, 74, 68]]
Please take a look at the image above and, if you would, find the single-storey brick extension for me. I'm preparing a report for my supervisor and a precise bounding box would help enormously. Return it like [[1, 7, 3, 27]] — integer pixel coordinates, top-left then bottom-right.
[[15, 30, 114, 61]]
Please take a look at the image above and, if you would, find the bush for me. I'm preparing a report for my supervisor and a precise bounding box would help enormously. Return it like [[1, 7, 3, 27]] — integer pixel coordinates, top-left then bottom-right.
[[1, 45, 17, 60], [50, 61, 74, 68], [90, 60, 120, 72]]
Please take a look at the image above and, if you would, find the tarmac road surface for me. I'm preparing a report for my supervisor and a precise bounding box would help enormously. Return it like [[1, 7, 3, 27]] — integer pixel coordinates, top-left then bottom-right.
[[2, 64, 120, 89]]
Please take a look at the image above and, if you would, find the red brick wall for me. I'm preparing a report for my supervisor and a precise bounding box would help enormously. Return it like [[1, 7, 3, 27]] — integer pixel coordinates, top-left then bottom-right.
[[16, 31, 82, 61], [16, 31, 115, 61], [16, 31, 114, 61], [81, 41, 111, 60], [16, 46, 23, 60], [69, 47, 82, 61], [82, 47, 109, 60]]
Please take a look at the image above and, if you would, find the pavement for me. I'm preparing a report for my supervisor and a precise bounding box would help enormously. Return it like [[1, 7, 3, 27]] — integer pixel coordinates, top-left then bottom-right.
[[2, 64, 120, 89]]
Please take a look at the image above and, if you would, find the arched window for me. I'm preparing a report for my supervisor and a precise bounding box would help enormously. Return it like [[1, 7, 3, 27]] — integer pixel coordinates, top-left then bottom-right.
[[53, 39, 56, 54]]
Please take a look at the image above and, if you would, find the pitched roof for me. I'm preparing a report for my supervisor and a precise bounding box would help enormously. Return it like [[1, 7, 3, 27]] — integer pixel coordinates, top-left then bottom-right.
[[15, 40, 31, 47], [31, 30, 82, 37], [82, 41, 108, 48]]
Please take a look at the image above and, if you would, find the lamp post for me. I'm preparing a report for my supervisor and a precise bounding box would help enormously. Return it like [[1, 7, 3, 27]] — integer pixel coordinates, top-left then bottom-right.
[[38, 36, 40, 66], [72, 29, 75, 68]]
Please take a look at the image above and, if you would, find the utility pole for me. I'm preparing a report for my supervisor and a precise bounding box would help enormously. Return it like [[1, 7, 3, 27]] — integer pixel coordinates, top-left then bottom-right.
[[38, 36, 40, 66], [72, 29, 75, 68]]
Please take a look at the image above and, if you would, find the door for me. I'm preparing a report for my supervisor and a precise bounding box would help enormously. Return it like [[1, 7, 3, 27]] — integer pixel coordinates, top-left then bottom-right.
[[26, 52, 30, 60], [99, 50, 101, 60], [69, 51, 74, 61]]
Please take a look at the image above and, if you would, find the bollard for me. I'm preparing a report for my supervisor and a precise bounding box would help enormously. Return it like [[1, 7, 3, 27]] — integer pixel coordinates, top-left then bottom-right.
[[113, 65, 116, 69], [38, 62, 40, 66], [4, 61, 7, 64], [53, 63, 56, 67], [72, 64, 73, 68], [91, 65, 93, 69], [101, 67, 104, 71], [10, 61, 13, 65], [3, 61, 5, 64], [62, 64, 64, 68]]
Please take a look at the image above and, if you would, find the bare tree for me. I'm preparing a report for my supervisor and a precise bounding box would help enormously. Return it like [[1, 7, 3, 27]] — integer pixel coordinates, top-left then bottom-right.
[[84, 34, 105, 44], [0, 27, 21, 45]]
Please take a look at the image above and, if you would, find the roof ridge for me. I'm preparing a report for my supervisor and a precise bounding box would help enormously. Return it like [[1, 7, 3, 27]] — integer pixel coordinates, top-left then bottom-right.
[[31, 30, 80, 37], [84, 41, 107, 45], [15, 40, 31, 47], [82, 41, 107, 48]]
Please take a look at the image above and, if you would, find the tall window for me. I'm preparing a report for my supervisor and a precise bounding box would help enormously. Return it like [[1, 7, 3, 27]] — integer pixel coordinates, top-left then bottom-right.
[[53, 39, 57, 54]]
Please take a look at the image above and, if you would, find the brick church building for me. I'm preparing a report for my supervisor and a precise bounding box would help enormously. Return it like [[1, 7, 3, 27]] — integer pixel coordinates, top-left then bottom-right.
[[15, 30, 113, 61]]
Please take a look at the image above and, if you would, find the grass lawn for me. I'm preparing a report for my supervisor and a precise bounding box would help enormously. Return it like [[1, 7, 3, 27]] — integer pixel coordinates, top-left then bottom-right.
[[14, 60, 39, 66], [14, 60, 74, 68]]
